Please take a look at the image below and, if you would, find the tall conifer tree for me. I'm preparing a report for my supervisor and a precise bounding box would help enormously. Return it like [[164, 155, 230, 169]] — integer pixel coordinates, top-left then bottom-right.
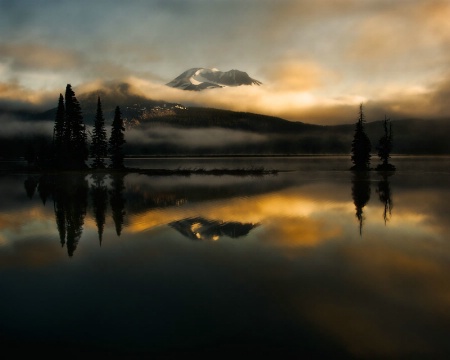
[[90, 96, 108, 169], [376, 116, 396, 171], [109, 106, 126, 169], [351, 104, 372, 170], [52, 93, 65, 168], [65, 84, 88, 169]]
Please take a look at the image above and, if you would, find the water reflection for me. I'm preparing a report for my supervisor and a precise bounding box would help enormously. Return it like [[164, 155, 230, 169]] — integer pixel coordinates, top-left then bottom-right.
[[22, 172, 275, 256], [109, 173, 126, 236], [21, 169, 399, 255], [351, 171, 396, 233], [24, 175, 39, 199], [351, 171, 371, 235], [21, 170, 399, 254], [24, 173, 119, 256], [1, 159, 450, 357], [91, 174, 108, 245], [35, 173, 89, 256], [377, 172, 393, 224]]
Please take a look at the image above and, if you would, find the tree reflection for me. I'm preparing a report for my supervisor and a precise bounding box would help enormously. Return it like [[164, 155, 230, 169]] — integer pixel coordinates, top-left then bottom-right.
[[351, 171, 371, 235], [109, 173, 126, 236], [376, 172, 393, 224], [34, 173, 89, 257], [61, 174, 89, 257], [24, 175, 38, 199], [53, 179, 66, 248], [37, 174, 53, 205], [91, 173, 108, 245], [28, 172, 128, 256]]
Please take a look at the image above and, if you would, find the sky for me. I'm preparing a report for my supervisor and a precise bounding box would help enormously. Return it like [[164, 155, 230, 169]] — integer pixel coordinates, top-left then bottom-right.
[[1, 0, 450, 125]]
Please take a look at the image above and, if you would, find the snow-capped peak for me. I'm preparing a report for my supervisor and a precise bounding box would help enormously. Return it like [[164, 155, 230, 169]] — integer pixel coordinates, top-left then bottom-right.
[[166, 67, 262, 91]]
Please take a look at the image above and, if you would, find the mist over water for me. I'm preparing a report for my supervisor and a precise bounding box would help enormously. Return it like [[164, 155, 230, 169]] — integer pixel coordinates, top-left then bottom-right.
[[1, 156, 450, 357]]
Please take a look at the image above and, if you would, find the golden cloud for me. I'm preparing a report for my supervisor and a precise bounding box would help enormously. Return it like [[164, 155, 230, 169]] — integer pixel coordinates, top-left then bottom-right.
[[347, 0, 450, 69], [0, 81, 55, 107], [420, 0, 450, 45], [262, 59, 334, 92], [0, 43, 83, 71]]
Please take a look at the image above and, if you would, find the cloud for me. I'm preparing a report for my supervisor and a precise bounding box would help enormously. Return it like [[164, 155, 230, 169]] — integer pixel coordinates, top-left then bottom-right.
[[0, 43, 84, 71], [0, 115, 53, 136], [344, 0, 450, 77], [428, 76, 450, 116], [0, 81, 56, 109], [262, 58, 335, 92]]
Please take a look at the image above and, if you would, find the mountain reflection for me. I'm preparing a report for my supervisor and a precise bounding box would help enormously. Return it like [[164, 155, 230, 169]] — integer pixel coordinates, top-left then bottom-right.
[[169, 216, 259, 241]]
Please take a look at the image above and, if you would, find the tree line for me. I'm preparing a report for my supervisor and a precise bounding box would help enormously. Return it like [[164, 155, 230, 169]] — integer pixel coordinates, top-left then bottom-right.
[[25, 85, 394, 171], [27, 84, 126, 170]]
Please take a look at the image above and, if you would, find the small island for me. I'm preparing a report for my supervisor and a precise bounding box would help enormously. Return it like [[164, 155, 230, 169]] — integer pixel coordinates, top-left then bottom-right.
[[350, 104, 396, 172]]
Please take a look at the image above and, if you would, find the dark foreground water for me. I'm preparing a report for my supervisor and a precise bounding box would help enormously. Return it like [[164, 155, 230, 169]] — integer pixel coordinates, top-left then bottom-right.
[[1, 156, 450, 358]]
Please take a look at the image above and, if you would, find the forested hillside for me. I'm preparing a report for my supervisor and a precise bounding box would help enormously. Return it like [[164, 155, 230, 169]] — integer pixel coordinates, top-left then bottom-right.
[[1, 100, 450, 158]]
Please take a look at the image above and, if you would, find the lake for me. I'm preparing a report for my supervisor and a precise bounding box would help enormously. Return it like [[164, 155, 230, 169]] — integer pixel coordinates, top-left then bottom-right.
[[1, 155, 450, 358]]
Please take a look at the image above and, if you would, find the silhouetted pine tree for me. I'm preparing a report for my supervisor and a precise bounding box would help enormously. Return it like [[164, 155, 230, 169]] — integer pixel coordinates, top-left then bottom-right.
[[90, 96, 108, 169], [52, 93, 65, 168], [65, 84, 88, 169], [376, 116, 396, 171], [109, 106, 126, 169], [350, 104, 372, 170]]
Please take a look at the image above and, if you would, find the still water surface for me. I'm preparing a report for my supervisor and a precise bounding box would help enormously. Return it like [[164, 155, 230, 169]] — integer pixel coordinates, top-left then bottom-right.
[[1, 156, 450, 358]]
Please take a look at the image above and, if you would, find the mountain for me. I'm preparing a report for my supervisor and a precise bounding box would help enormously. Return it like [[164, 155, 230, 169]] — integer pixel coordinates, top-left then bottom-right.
[[166, 67, 262, 90], [76, 83, 187, 127]]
